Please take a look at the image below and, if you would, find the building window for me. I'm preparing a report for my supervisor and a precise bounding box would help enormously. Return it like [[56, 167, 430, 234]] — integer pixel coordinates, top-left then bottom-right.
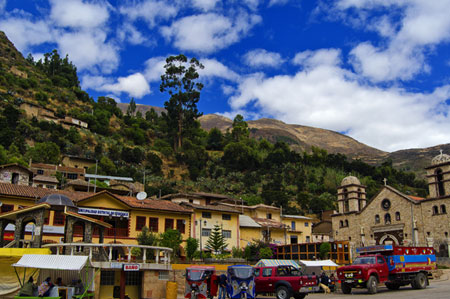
[[381, 199, 391, 210], [176, 219, 185, 234], [427, 232, 431, 237], [291, 221, 296, 230], [339, 220, 343, 228], [436, 169, 445, 197], [267, 213, 272, 219], [375, 215, 380, 224], [1, 204, 14, 213], [344, 220, 348, 227], [53, 211, 65, 225], [441, 205, 447, 214], [125, 271, 142, 286], [164, 218, 174, 231], [222, 230, 231, 239], [306, 236, 310, 243], [100, 271, 115, 285], [395, 212, 401, 221], [37, 169, 44, 175], [262, 268, 272, 277], [384, 213, 391, 224], [202, 228, 211, 237], [67, 173, 78, 180], [159, 271, 169, 280], [432, 206, 439, 215], [136, 216, 146, 231], [44, 216, 49, 225], [304, 222, 309, 227], [202, 212, 211, 218], [149, 217, 158, 232], [290, 236, 298, 244], [222, 214, 231, 220]]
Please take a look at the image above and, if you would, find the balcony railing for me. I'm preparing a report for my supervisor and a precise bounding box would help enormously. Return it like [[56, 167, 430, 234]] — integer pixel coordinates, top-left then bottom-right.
[[42, 243, 173, 265], [73, 227, 129, 237]]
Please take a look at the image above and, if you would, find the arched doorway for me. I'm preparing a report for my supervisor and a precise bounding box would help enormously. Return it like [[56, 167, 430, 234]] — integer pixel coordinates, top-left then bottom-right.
[[19, 217, 37, 248], [379, 234, 400, 245]]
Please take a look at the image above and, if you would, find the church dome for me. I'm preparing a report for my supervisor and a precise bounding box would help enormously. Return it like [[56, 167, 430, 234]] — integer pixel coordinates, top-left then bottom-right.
[[431, 151, 450, 166], [341, 176, 361, 186], [38, 194, 75, 207]]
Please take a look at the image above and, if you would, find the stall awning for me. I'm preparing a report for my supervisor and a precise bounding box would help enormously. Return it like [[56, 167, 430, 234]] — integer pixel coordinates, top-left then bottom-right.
[[255, 259, 300, 268], [12, 254, 89, 271], [298, 260, 339, 267]]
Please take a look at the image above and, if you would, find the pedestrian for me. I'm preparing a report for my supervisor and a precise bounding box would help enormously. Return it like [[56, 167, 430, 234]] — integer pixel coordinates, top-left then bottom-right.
[[319, 272, 331, 294], [38, 277, 54, 297], [18, 277, 37, 297], [218, 273, 227, 299]]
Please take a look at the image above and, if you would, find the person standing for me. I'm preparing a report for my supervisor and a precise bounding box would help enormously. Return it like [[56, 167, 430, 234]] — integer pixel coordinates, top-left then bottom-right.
[[218, 273, 227, 299]]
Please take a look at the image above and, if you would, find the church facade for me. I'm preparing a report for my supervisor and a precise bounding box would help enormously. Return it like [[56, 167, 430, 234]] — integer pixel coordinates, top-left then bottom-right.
[[332, 152, 450, 259]]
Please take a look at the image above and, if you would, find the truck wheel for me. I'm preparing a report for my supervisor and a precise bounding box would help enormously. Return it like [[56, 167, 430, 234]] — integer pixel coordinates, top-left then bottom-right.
[[367, 276, 378, 294], [276, 286, 290, 299], [385, 282, 400, 290], [341, 283, 352, 294], [412, 272, 427, 289]]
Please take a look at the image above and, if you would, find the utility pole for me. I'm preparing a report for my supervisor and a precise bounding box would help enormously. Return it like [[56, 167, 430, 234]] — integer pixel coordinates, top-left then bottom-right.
[[93, 160, 98, 193]]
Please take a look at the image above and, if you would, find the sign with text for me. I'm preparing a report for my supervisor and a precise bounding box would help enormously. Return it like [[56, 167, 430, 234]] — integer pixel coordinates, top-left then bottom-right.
[[78, 207, 129, 218], [123, 264, 140, 271]]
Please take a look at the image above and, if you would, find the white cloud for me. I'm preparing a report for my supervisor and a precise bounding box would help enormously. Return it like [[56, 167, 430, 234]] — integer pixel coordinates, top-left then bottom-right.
[[335, 0, 450, 82], [57, 30, 119, 73], [244, 49, 284, 68], [228, 49, 450, 152], [117, 22, 148, 45], [191, 0, 219, 11], [0, 18, 53, 52], [143, 56, 167, 82], [83, 73, 150, 98], [49, 0, 109, 28], [268, 0, 289, 7], [119, 0, 178, 28], [200, 59, 240, 81], [161, 12, 261, 54], [0, 0, 6, 12], [292, 48, 342, 68]]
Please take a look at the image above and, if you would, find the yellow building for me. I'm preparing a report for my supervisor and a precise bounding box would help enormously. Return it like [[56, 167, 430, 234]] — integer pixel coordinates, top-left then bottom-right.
[[281, 214, 313, 244], [162, 193, 241, 251]]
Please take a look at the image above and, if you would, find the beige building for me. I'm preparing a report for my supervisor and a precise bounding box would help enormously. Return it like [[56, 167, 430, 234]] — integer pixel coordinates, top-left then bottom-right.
[[332, 152, 450, 258], [0, 163, 32, 186]]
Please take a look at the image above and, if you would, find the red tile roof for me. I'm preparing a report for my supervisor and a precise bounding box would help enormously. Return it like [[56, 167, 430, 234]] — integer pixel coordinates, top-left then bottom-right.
[[0, 182, 89, 201], [408, 195, 425, 201], [252, 217, 286, 229]]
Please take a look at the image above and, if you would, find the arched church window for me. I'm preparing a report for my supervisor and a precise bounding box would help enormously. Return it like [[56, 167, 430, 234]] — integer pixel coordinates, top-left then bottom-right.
[[433, 206, 439, 215], [375, 215, 380, 224], [357, 188, 361, 198], [441, 205, 447, 214], [345, 220, 349, 227], [395, 212, 400, 221], [340, 220, 343, 228], [343, 188, 348, 199], [436, 169, 445, 197], [384, 213, 391, 224]]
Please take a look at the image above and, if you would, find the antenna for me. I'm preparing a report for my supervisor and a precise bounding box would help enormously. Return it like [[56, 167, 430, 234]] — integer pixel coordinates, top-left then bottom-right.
[[136, 192, 147, 204]]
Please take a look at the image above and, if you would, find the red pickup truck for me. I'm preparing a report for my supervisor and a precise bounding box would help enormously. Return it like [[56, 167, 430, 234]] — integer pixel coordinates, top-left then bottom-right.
[[254, 265, 319, 299], [337, 245, 436, 294]]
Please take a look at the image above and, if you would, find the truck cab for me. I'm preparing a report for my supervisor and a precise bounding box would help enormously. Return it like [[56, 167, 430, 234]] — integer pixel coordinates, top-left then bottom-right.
[[337, 245, 436, 294], [254, 265, 319, 299]]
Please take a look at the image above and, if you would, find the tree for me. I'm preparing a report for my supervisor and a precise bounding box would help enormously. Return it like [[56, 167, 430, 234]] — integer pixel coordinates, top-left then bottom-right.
[[26, 142, 60, 164], [319, 242, 331, 259], [136, 226, 159, 260], [127, 98, 136, 116], [160, 229, 183, 259], [160, 54, 204, 151], [259, 247, 273, 259], [231, 114, 249, 142], [205, 225, 227, 254], [186, 237, 199, 261], [206, 128, 224, 150]]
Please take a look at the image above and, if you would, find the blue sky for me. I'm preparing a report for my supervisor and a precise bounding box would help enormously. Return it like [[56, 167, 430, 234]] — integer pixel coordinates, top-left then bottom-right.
[[1, 0, 450, 152]]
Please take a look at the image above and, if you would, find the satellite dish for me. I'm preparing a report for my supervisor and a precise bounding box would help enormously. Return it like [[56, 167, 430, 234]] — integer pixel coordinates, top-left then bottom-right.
[[136, 192, 147, 201]]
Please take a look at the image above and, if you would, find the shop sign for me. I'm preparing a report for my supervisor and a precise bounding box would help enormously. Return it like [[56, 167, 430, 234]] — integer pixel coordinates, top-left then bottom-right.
[[111, 262, 123, 269], [123, 264, 140, 271], [78, 207, 129, 218]]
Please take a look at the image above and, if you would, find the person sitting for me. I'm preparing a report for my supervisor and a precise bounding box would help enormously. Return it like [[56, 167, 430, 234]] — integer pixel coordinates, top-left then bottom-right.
[[55, 277, 65, 286], [74, 279, 85, 295], [38, 277, 54, 297], [18, 277, 37, 297]]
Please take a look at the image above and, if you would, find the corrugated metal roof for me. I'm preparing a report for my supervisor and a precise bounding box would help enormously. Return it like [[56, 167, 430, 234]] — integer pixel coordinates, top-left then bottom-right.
[[299, 260, 338, 267], [13, 254, 89, 271], [239, 215, 261, 228], [85, 174, 133, 182], [255, 259, 300, 268], [282, 215, 313, 220]]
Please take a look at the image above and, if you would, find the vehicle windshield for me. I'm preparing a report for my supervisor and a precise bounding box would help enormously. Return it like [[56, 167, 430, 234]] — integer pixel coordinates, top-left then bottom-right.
[[353, 257, 376, 265], [187, 269, 207, 281], [232, 267, 254, 279]]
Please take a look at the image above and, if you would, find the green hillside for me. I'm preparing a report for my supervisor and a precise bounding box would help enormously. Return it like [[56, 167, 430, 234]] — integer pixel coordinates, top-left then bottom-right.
[[0, 31, 428, 215]]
